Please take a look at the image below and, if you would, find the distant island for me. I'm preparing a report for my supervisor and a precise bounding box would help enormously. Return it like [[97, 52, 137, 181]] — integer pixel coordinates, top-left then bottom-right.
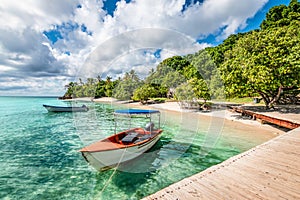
[[62, 0, 300, 110]]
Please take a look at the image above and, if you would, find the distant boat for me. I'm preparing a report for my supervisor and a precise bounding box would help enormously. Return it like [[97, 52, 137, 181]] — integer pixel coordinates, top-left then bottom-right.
[[43, 104, 89, 112], [79, 109, 163, 171]]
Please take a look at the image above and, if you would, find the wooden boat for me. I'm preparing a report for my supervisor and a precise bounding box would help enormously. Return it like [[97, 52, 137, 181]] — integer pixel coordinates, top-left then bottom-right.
[[79, 109, 163, 171], [43, 104, 89, 112]]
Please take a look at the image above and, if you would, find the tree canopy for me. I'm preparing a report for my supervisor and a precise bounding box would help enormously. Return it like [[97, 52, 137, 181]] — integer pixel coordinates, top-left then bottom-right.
[[220, 0, 300, 108], [260, 0, 300, 29], [113, 70, 143, 100]]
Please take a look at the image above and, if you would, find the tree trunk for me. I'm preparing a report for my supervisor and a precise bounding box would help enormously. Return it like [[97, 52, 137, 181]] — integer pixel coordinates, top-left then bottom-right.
[[258, 91, 271, 109], [268, 86, 283, 109], [258, 86, 283, 110]]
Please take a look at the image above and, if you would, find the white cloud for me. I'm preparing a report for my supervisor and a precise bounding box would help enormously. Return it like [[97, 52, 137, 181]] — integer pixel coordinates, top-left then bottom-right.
[[0, 0, 268, 95], [79, 28, 207, 79], [0, 0, 79, 31], [0, 76, 69, 96], [0, 65, 15, 72], [109, 0, 267, 40], [100, 49, 163, 79]]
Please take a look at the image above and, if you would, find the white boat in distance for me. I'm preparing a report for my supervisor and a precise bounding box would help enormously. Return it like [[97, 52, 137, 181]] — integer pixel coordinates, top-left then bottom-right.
[[43, 104, 89, 112], [79, 109, 163, 171]]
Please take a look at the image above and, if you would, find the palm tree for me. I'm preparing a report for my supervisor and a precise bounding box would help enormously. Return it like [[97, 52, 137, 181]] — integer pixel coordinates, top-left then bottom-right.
[[105, 76, 112, 84], [96, 75, 102, 82]]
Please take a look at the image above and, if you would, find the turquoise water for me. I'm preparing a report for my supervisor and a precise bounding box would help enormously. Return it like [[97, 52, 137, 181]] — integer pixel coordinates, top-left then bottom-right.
[[0, 96, 261, 199]]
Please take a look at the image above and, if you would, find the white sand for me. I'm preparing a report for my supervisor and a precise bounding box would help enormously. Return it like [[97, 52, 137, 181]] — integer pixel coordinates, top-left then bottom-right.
[[92, 97, 118, 103], [63, 97, 94, 102], [72, 98, 287, 137], [105, 101, 284, 136], [148, 102, 270, 127]]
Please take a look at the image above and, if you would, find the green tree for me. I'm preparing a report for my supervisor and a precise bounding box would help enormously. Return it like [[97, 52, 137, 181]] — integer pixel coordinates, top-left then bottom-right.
[[95, 80, 106, 98], [221, 23, 300, 109], [113, 70, 142, 100], [260, 0, 300, 29], [132, 84, 158, 103], [189, 78, 211, 102], [145, 60, 174, 85], [205, 33, 246, 67], [64, 82, 75, 98], [145, 56, 189, 98], [185, 50, 225, 99], [174, 82, 196, 101], [162, 56, 190, 72], [104, 76, 113, 97], [161, 71, 185, 89]]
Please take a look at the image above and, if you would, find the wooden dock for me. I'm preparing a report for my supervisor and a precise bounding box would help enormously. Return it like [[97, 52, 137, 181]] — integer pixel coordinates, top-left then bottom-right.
[[228, 106, 300, 130], [143, 127, 300, 200]]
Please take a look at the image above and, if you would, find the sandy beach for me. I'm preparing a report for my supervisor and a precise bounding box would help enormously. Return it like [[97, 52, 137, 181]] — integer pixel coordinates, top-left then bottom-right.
[[93, 97, 287, 130], [89, 98, 290, 147]]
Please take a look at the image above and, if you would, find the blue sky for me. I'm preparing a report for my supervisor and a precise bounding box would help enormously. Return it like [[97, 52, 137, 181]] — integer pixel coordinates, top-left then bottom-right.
[[0, 0, 292, 96]]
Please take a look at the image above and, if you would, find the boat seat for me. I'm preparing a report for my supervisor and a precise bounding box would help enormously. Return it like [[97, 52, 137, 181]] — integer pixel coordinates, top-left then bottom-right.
[[121, 132, 139, 144], [134, 134, 152, 144]]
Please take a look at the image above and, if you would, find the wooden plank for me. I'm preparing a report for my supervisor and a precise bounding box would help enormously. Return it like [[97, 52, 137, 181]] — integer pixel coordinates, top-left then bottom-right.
[[227, 160, 300, 199], [197, 172, 263, 199], [248, 152, 300, 176], [171, 178, 221, 200], [213, 168, 281, 200], [143, 128, 300, 200]]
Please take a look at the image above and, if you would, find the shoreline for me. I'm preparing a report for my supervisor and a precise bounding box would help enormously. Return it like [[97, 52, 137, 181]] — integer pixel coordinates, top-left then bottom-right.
[[68, 97, 299, 149], [71, 97, 292, 151], [90, 97, 287, 135]]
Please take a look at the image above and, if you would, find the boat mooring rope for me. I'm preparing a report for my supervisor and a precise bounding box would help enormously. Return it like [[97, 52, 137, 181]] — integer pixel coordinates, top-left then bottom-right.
[[95, 147, 128, 199]]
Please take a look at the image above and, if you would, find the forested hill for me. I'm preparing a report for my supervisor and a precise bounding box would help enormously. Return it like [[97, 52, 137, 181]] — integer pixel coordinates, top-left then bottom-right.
[[63, 0, 300, 109]]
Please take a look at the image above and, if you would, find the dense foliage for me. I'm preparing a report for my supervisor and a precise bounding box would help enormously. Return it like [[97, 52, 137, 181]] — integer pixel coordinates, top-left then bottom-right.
[[219, 0, 300, 108], [113, 70, 143, 100], [260, 0, 300, 29], [63, 76, 117, 98], [63, 0, 299, 108]]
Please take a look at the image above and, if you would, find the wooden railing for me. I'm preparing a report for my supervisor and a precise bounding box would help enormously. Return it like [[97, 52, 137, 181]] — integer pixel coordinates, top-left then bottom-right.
[[228, 106, 300, 130]]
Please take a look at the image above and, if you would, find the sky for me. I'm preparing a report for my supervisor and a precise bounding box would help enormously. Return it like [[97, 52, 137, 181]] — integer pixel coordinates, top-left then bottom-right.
[[0, 0, 291, 96]]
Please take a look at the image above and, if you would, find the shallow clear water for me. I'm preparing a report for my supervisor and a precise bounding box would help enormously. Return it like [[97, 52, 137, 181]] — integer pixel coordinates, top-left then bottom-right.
[[0, 97, 263, 199]]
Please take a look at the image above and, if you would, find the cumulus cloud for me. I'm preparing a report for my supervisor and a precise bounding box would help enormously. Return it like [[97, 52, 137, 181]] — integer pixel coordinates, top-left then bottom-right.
[[81, 28, 208, 79], [0, 0, 268, 95], [0, 0, 79, 30], [0, 0, 80, 75], [109, 0, 267, 40]]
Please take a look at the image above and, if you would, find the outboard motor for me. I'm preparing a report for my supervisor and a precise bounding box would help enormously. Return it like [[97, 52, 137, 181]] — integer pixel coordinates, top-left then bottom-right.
[[145, 122, 155, 132]]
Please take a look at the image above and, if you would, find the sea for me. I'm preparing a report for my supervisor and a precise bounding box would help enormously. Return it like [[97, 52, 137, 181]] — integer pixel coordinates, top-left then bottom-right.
[[0, 96, 270, 200]]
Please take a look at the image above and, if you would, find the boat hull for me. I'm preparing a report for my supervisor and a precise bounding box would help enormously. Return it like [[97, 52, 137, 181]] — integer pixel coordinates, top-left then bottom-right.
[[43, 105, 88, 112], [81, 133, 161, 171]]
